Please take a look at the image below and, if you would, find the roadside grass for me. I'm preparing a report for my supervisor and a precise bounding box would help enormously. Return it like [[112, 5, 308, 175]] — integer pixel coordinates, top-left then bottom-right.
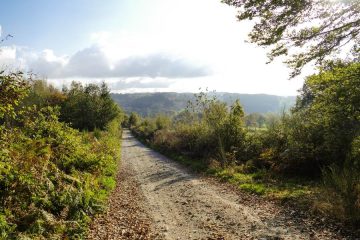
[[209, 167, 316, 200]]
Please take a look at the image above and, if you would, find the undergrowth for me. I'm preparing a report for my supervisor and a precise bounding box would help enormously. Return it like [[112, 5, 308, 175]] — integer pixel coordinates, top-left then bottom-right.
[[0, 72, 123, 239], [0, 114, 122, 240]]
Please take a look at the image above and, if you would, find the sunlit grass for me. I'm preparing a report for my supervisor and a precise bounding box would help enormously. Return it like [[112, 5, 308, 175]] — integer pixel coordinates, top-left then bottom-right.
[[207, 166, 316, 199]]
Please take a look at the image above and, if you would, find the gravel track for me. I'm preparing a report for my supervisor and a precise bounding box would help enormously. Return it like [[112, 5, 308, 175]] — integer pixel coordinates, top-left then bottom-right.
[[88, 130, 348, 240]]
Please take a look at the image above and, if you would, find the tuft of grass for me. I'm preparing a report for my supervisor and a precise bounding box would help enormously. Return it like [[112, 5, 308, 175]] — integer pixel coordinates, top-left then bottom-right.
[[101, 176, 117, 191], [206, 166, 316, 200], [239, 183, 266, 195]]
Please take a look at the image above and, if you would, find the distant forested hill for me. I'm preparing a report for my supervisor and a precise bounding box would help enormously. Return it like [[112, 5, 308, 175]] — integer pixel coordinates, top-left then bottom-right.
[[111, 92, 296, 116]]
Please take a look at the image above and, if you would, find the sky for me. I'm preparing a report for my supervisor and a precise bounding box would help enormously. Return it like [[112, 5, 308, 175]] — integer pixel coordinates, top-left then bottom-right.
[[0, 0, 306, 96]]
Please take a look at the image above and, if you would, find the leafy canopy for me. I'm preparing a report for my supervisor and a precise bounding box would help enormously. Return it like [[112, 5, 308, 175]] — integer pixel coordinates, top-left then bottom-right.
[[223, 0, 360, 77], [287, 61, 360, 172]]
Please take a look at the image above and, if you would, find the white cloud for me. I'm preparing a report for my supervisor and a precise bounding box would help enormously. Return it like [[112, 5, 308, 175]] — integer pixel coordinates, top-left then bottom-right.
[[0, 46, 17, 68], [63, 46, 110, 78], [25, 49, 66, 77], [1, 44, 209, 80], [113, 54, 210, 78]]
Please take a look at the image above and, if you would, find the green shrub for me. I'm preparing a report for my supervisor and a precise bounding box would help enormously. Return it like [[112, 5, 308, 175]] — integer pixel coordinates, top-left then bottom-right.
[[322, 137, 360, 223], [128, 112, 141, 128], [279, 62, 360, 175], [155, 114, 171, 130], [0, 72, 122, 239], [322, 163, 360, 223]]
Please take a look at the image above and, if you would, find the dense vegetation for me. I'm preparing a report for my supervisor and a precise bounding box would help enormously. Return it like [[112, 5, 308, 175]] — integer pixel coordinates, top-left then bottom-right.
[[111, 92, 295, 116], [0, 71, 123, 239], [129, 62, 360, 225]]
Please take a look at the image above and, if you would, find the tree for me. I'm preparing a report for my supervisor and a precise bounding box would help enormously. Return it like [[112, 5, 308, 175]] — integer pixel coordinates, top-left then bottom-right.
[[223, 0, 360, 77], [245, 113, 266, 128], [222, 100, 246, 160], [97, 82, 121, 128], [22, 80, 66, 108], [128, 112, 141, 127], [282, 61, 360, 174], [60, 81, 121, 130], [0, 71, 29, 121]]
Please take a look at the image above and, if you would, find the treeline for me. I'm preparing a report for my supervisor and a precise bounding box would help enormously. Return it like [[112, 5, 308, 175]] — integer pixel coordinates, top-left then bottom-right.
[[24, 80, 121, 131], [112, 92, 296, 117], [128, 62, 360, 225], [0, 71, 123, 239]]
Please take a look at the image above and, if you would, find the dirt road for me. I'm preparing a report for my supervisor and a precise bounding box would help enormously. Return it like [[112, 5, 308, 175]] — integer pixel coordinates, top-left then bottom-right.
[[88, 130, 343, 240]]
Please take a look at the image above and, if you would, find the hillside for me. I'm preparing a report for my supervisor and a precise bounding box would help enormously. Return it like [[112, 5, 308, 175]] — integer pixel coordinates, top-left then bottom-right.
[[111, 92, 296, 116]]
